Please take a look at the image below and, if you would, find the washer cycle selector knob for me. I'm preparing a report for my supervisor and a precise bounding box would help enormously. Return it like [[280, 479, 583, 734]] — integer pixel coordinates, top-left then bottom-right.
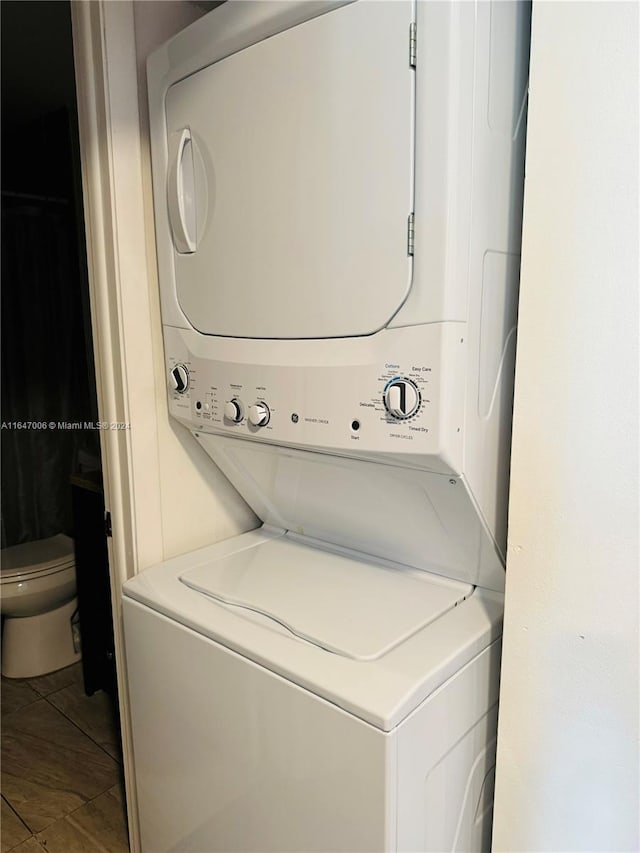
[[383, 378, 420, 419], [170, 363, 189, 394], [248, 402, 270, 427], [224, 399, 244, 423]]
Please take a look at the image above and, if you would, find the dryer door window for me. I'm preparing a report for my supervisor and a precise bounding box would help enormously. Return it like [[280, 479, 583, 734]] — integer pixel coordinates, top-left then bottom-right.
[[166, 1, 415, 340]]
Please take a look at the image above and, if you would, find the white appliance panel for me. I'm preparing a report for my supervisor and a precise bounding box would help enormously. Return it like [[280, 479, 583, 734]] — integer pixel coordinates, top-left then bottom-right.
[[180, 535, 471, 660], [166, 0, 415, 339], [163, 323, 465, 474], [392, 0, 530, 328], [123, 578, 501, 852], [396, 645, 501, 851], [160, 320, 509, 591], [124, 599, 395, 853], [198, 437, 506, 591], [123, 529, 504, 731]]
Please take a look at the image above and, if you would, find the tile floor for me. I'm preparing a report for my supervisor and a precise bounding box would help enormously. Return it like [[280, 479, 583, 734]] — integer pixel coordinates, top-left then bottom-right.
[[1, 663, 129, 852]]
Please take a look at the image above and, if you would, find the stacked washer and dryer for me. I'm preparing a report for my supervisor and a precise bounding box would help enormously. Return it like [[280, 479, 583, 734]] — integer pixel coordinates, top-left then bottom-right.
[[123, 2, 530, 850]]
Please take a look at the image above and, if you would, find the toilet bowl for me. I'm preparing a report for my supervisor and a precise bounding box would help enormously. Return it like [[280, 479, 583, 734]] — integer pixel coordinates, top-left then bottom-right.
[[1, 534, 81, 678]]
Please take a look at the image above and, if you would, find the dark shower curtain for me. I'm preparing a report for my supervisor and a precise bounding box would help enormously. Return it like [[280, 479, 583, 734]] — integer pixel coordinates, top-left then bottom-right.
[[1, 198, 98, 548]]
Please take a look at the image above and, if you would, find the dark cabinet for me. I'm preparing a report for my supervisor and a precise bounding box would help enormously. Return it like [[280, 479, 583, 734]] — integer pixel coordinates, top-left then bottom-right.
[[71, 472, 117, 698]]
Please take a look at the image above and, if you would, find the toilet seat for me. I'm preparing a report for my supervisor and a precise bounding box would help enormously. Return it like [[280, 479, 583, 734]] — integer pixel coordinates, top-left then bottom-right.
[[1, 534, 75, 583]]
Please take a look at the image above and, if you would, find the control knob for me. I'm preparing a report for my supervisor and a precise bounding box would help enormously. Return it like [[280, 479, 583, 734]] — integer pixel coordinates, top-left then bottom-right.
[[224, 399, 244, 423], [383, 378, 420, 419], [248, 402, 270, 427], [170, 363, 189, 394]]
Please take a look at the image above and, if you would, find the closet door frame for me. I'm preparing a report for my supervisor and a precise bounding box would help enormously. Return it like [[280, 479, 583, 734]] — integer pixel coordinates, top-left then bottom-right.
[[71, 3, 164, 849]]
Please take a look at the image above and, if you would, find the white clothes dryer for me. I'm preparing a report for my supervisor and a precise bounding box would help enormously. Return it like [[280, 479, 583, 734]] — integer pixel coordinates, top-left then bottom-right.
[[123, 1, 531, 850]]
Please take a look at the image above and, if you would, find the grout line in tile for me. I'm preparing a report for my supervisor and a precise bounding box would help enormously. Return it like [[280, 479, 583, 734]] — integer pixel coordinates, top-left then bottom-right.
[[25, 664, 84, 698], [59, 782, 114, 821], [26, 682, 63, 700], [1, 829, 47, 853], [1, 793, 36, 853], [37, 784, 129, 853], [2, 677, 127, 851], [1, 792, 31, 832], [1, 699, 122, 839], [3, 700, 110, 771], [0, 680, 42, 716], [42, 807, 112, 853], [41, 689, 123, 768]]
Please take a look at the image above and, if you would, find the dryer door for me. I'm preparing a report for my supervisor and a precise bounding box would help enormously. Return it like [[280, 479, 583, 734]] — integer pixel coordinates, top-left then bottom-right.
[[165, 1, 415, 339]]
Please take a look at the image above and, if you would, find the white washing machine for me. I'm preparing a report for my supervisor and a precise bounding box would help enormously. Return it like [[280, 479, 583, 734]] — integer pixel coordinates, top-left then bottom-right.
[[123, 2, 530, 850]]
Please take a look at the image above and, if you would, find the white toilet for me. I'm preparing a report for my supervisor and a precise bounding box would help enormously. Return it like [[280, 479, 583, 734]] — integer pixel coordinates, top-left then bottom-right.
[[1, 533, 81, 678]]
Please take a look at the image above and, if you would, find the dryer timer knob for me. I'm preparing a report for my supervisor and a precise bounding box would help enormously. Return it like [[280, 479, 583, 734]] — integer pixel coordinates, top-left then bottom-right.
[[384, 378, 420, 419], [170, 363, 189, 394]]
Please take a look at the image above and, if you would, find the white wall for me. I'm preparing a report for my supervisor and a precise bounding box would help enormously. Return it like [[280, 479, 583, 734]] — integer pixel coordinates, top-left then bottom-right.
[[132, 1, 258, 561], [493, 3, 639, 850]]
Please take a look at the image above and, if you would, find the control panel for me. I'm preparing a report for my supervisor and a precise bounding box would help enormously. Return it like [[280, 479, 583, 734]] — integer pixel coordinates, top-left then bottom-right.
[[164, 323, 465, 474]]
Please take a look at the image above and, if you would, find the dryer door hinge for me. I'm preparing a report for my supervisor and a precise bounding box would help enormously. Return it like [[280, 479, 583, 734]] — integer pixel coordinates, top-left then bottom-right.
[[104, 511, 112, 538], [407, 213, 415, 256], [409, 22, 417, 68]]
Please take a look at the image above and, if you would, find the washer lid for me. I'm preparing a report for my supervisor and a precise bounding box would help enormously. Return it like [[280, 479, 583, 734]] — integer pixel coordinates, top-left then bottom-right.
[[1, 534, 75, 579], [165, 0, 415, 339], [124, 529, 502, 731], [180, 536, 471, 661]]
